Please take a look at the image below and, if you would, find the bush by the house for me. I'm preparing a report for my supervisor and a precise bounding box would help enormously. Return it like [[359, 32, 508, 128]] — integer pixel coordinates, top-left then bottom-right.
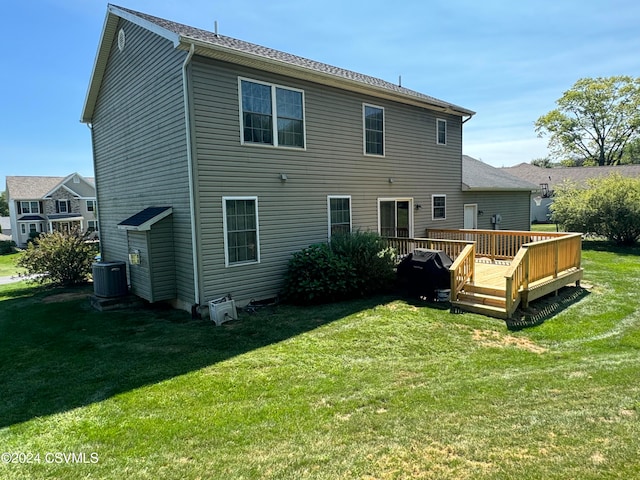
[[17, 228, 98, 286], [283, 231, 396, 304], [328, 231, 396, 295], [551, 173, 640, 246], [0, 240, 16, 255]]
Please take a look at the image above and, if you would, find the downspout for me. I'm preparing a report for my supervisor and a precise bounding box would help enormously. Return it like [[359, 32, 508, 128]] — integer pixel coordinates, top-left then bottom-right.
[[182, 43, 201, 312], [86, 122, 103, 261]]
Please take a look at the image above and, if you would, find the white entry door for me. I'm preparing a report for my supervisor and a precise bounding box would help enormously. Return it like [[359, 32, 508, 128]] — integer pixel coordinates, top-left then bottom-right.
[[463, 204, 478, 229]]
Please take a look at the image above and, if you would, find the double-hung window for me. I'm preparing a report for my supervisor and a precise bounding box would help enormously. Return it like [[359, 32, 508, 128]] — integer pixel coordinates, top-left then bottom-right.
[[327, 196, 352, 238], [432, 195, 446, 220], [223, 197, 260, 266], [436, 118, 447, 145], [378, 198, 412, 238], [20, 201, 40, 214], [364, 104, 384, 155], [87, 200, 96, 212], [56, 200, 69, 213], [240, 78, 305, 148]]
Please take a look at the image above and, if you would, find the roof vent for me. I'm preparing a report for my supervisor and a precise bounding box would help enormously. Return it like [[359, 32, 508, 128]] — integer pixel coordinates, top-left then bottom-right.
[[118, 28, 126, 52]]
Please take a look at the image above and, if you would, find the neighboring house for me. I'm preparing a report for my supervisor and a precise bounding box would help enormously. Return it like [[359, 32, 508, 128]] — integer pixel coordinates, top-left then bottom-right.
[[6, 174, 98, 247], [502, 163, 640, 222], [0, 216, 12, 241], [461, 156, 537, 231], [81, 5, 482, 313]]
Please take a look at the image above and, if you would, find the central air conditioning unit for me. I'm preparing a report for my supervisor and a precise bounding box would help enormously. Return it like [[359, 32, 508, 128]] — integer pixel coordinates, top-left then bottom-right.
[[92, 261, 128, 298], [208, 296, 238, 326]]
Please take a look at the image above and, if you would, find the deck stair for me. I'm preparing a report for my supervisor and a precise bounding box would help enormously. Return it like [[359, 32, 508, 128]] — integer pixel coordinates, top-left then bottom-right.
[[453, 283, 510, 319]]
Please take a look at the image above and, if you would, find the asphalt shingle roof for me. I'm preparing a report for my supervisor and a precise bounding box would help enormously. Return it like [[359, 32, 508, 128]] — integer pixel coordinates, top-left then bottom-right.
[[87, 5, 474, 119], [502, 163, 640, 188], [6, 175, 95, 200], [462, 156, 537, 191]]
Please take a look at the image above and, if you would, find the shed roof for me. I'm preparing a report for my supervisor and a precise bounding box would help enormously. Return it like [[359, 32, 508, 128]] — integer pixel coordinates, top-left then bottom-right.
[[118, 207, 173, 231], [462, 155, 537, 191], [82, 4, 475, 123]]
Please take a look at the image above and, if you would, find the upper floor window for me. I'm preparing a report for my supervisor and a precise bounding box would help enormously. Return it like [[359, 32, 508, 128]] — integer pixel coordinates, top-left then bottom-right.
[[328, 196, 352, 238], [436, 118, 447, 145], [239, 78, 305, 148], [56, 200, 69, 214], [223, 197, 260, 266], [364, 104, 384, 156], [432, 194, 446, 220], [86, 200, 97, 212], [20, 201, 40, 214]]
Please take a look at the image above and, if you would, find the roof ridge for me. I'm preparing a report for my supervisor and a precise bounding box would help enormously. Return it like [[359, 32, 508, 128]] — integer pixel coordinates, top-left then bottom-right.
[[109, 5, 474, 116]]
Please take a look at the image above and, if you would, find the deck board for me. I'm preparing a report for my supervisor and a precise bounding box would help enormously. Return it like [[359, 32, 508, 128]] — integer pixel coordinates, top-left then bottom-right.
[[473, 261, 511, 290]]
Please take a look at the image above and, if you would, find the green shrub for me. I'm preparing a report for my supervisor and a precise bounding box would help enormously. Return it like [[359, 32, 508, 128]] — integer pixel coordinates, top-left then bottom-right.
[[17, 228, 98, 286], [282, 243, 357, 304], [329, 231, 396, 296], [0, 240, 16, 255], [283, 231, 396, 304], [551, 173, 640, 245]]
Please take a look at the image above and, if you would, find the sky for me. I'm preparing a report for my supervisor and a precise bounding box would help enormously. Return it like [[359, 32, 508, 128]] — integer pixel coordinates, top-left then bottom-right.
[[2, 0, 640, 186]]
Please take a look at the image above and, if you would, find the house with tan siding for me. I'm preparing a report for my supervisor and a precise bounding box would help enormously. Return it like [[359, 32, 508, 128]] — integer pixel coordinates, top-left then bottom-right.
[[82, 5, 485, 314]]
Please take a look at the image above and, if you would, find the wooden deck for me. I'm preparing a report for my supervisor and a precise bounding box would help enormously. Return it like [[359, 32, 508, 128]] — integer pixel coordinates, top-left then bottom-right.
[[390, 229, 584, 320]]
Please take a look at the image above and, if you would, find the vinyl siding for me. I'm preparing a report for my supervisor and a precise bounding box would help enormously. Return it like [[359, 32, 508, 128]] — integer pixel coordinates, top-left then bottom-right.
[[190, 56, 467, 304], [127, 231, 151, 300], [148, 216, 177, 301], [90, 19, 195, 306], [462, 192, 532, 231]]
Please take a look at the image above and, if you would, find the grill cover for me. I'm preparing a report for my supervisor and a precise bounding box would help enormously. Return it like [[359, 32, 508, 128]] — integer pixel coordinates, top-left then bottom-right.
[[397, 249, 452, 299]]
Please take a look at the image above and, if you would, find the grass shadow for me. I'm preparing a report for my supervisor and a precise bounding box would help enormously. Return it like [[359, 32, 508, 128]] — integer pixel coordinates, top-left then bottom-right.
[[506, 285, 591, 330], [0, 284, 389, 428]]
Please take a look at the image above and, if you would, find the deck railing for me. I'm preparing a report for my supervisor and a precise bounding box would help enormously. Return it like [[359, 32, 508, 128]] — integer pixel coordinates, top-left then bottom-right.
[[427, 229, 571, 262], [385, 237, 474, 262], [429, 229, 583, 318], [449, 243, 476, 299], [504, 233, 582, 314]]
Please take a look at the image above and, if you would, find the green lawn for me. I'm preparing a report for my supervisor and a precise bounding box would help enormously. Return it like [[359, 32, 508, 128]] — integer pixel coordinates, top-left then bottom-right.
[[530, 222, 563, 233], [1, 241, 639, 479], [0, 252, 23, 277]]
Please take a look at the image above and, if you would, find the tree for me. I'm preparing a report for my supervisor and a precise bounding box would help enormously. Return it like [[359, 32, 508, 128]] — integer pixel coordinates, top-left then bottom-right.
[[530, 157, 553, 168], [0, 191, 9, 217], [17, 228, 98, 286], [550, 173, 640, 246], [535, 76, 640, 166]]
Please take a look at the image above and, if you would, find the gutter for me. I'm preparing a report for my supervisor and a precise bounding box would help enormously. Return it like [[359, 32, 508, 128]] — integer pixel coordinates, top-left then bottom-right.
[[182, 43, 201, 310]]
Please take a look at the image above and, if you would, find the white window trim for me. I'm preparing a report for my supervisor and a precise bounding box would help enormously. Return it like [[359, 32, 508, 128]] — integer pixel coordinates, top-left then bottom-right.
[[222, 196, 261, 267], [86, 200, 96, 212], [238, 77, 307, 150], [432, 194, 447, 220], [363, 103, 385, 157], [327, 195, 352, 240], [377, 197, 414, 237], [436, 118, 447, 145], [20, 201, 40, 214]]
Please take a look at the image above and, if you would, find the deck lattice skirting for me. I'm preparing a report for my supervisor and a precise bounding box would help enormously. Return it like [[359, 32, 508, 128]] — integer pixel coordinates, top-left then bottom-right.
[[388, 229, 583, 319]]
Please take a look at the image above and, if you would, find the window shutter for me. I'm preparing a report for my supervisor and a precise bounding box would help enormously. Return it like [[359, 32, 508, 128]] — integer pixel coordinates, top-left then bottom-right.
[[39, 201, 44, 213], [55, 200, 60, 213], [17, 202, 22, 215]]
